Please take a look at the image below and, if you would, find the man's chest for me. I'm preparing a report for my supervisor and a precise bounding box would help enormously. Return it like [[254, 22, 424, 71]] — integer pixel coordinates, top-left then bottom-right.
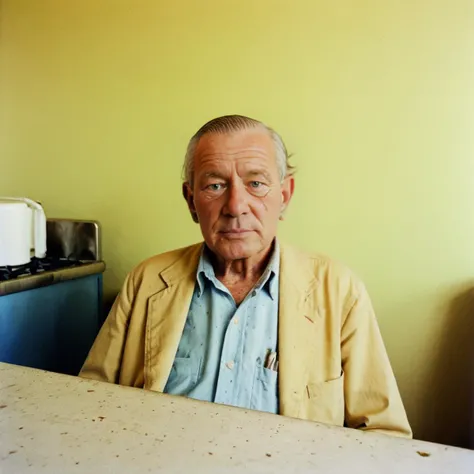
[[165, 284, 280, 412]]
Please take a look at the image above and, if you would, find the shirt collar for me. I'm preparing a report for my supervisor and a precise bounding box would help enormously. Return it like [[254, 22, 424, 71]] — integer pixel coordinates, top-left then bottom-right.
[[196, 246, 216, 296], [196, 240, 280, 300]]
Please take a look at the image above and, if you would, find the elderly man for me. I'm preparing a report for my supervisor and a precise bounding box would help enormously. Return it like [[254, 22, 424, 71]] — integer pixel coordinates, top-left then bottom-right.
[[80, 115, 412, 437]]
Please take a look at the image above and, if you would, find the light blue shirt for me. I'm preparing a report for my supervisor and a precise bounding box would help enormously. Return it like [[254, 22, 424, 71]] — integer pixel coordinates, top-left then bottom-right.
[[164, 242, 280, 414]]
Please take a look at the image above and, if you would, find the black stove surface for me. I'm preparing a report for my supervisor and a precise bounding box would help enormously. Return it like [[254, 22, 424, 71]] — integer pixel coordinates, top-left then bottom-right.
[[0, 257, 85, 282]]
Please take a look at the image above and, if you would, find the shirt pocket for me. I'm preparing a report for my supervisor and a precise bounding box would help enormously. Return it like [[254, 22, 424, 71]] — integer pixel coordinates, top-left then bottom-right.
[[250, 365, 279, 414], [164, 357, 201, 395], [304, 373, 345, 427]]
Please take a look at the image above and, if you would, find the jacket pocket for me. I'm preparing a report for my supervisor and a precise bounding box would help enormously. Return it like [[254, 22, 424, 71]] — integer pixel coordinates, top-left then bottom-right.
[[303, 373, 345, 427], [163, 357, 201, 395]]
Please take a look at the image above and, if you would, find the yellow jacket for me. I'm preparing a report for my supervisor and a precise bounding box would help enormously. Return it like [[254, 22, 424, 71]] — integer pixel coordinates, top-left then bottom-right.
[[80, 243, 412, 438]]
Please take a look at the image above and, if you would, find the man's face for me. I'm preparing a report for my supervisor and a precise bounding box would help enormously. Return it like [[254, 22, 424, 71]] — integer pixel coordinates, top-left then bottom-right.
[[184, 127, 294, 262]]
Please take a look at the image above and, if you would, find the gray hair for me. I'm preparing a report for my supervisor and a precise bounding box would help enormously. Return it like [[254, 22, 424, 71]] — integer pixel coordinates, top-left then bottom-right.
[[183, 115, 295, 186]]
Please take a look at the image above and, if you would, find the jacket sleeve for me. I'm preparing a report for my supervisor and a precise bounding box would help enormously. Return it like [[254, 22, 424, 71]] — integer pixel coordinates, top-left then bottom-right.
[[341, 280, 412, 438], [79, 272, 135, 383]]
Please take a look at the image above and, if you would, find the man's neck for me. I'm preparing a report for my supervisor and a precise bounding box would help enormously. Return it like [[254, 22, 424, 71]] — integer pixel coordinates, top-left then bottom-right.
[[209, 241, 275, 286]]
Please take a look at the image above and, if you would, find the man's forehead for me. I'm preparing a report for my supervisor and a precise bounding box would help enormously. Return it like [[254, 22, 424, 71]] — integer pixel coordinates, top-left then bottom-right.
[[194, 128, 276, 164], [194, 128, 276, 171]]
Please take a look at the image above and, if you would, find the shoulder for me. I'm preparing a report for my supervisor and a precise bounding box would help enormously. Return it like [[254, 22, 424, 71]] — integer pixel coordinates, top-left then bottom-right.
[[133, 243, 202, 274], [280, 243, 372, 324], [127, 242, 203, 291], [280, 243, 365, 294]]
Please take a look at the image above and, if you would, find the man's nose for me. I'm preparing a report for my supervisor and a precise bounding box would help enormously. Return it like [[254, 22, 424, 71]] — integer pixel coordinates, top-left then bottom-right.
[[222, 182, 250, 217]]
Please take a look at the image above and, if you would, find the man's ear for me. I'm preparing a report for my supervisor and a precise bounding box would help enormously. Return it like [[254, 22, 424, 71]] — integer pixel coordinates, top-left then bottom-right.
[[182, 182, 199, 223], [279, 175, 295, 221]]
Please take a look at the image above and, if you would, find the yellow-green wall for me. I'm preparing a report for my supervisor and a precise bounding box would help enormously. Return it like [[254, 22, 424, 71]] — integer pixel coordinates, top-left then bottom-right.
[[1, 0, 474, 446]]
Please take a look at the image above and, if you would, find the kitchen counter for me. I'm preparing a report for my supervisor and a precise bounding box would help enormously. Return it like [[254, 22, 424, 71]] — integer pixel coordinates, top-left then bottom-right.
[[0, 261, 105, 296], [1, 363, 473, 473]]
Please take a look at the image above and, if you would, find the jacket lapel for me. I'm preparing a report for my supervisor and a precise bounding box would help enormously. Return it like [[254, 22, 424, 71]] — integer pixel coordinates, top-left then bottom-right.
[[278, 244, 319, 418], [144, 243, 203, 391]]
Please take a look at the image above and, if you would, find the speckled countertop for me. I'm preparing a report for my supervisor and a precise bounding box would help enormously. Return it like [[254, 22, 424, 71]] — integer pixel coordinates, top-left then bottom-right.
[[0, 262, 105, 297], [1, 363, 473, 473]]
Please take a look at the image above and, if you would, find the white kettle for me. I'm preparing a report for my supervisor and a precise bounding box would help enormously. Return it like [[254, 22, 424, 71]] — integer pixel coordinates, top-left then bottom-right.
[[0, 197, 47, 266]]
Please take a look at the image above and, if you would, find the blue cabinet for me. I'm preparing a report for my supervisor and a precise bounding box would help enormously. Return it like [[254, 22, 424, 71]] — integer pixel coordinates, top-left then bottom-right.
[[0, 273, 103, 375]]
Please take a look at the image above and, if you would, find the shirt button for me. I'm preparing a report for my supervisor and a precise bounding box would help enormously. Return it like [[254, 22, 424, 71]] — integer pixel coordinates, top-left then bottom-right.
[[226, 360, 235, 370], [252, 290, 257, 297], [233, 317, 239, 325]]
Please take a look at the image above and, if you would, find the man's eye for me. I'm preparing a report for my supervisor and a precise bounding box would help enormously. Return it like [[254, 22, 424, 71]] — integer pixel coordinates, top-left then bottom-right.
[[207, 183, 223, 191], [250, 181, 262, 188]]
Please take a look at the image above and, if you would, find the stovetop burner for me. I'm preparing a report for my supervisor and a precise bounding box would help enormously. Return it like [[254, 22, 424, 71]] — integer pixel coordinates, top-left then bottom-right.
[[0, 257, 85, 282]]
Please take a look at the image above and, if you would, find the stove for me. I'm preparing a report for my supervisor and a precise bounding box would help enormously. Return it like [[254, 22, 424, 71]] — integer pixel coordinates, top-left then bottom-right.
[[0, 257, 85, 282]]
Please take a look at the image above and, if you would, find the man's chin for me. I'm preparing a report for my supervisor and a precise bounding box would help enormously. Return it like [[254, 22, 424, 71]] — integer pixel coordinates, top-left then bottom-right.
[[211, 239, 260, 261]]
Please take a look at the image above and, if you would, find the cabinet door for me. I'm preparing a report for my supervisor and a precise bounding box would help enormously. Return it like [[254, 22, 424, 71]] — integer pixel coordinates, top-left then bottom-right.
[[0, 274, 103, 375]]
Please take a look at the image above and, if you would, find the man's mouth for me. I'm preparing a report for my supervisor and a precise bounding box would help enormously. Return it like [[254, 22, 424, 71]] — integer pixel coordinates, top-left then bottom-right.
[[219, 229, 252, 234]]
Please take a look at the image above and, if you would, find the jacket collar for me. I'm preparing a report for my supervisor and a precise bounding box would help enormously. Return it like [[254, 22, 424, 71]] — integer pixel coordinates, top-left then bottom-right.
[[157, 241, 318, 293], [159, 243, 203, 288]]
